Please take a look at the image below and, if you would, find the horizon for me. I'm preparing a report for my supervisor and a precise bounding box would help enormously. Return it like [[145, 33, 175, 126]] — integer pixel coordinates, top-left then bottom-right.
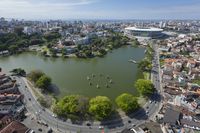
[[0, 0, 200, 20], [2, 17, 200, 21]]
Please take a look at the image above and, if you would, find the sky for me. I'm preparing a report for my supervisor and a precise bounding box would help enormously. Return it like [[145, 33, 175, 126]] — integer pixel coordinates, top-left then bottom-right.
[[0, 0, 200, 20]]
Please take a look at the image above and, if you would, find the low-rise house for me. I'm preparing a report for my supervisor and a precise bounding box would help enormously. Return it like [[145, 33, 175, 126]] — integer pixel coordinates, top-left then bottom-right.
[[0, 120, 30, 133], [0, 74, 6, 80], [181, 119, 200, 130], [0, 82, 18, 94], [0, 77, 9, 85], [186, 60, 196, 68], [0, 82, 15, 90], [172, 62, 183, 72], [0, 50, 9, 56], [0, 105, 14, 115], [73, 36, 90, 45], [162, 65, 174, 76], [188, 68, 200, 79], [159, 46, 171, 52], [0, 115, 13, 130], [0, 94, 23, 105], [65, 45, 76, 54], [0, 87, 18, 94], [163, 108, 181, 128]]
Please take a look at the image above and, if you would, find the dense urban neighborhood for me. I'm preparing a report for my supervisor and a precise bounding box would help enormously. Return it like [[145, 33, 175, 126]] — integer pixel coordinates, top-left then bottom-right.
[[1, 17, 200, 133]]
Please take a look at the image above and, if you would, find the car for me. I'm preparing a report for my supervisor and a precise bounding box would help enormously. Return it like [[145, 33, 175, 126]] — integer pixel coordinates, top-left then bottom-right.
[[30, 130, 35, 133], [149, 100, 152, 103], [99, 126, 104, 129], [47, 128, 53, 133], [128, 120, 131, 123], [28, 98, 31, 101], [86, 122, 91, 126], [52, 114, 56, 118], [44, 123, 48, 127], [31, 117, 34, 120], [132, 124, 136, 127], [38, 128, 42, 132], [146, 111, 149, 114], [130, 128, 136, 131]]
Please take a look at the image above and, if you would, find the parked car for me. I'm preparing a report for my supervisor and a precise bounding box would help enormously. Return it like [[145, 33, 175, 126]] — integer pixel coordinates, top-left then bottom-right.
[[38, 128, 42, 132], [99, 126, 104, 130]]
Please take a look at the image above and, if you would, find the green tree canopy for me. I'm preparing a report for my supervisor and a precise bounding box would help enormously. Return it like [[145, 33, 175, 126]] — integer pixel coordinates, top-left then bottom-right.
[[44, 32, 61, 42], [8, 45, 18, 53], [10, 68, 26, 76], [138, 59, 152, 72], [14, 26, 24, 36], [28, 70, 44, 82], [54, 95, 89, 118], [36, 75, 51, 90], [89, 96, 113, 120], [115, 93, 139, 113], [99, 49, 107, 56], [135, 79, 155, 97]]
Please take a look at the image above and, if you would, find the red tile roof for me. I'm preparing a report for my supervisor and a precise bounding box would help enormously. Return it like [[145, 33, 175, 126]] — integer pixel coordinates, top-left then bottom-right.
[[0, 121, 29, 133]]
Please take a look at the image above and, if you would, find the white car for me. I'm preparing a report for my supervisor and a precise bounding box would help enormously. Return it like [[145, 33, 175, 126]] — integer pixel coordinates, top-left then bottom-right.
[[52, 114, 56, 118], [99, 126, 104, 129]]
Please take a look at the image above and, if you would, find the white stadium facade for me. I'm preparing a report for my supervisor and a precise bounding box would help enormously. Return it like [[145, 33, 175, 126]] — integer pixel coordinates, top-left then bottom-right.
[[125, 27, 164, 39]]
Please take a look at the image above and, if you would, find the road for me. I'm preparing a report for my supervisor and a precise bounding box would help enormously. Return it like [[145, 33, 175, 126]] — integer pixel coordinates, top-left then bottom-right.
[[151, 41, 163, 116], [15, 43, 162, 133]]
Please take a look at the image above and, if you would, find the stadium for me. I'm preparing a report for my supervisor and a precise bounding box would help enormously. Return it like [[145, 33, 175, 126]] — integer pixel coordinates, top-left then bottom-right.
[[125, 27, 164, 39]]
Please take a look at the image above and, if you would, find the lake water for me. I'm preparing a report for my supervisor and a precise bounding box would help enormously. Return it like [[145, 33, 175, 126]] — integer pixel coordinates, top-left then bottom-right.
[[0, 46, 145, 100]]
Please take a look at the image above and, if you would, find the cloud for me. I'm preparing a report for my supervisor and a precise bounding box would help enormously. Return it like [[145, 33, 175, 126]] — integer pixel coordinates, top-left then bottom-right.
[[125, 3, 200, 19], [0, 0, 199, 20], [0, 0, 99, 19]]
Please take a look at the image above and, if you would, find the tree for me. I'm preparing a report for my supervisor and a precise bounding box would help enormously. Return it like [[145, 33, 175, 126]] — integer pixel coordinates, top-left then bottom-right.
[[36, 75, 51, 90], [28, 70, 44, 82], [14, 26, 24, 36], [77, 44, 82, 50], [138, 59, 152, 72], [135, 79, 155, 97], [30, 39, 44, 45], [8, 45, 18, 53], [55, 95, 89, 118], [10, 68, 26, 76], [49, 48, 57, 57], [193, 79, 200, 86], [84, 50, 92, 57], [89, 96, 113, 120], [99, 49, 107, 56], [115, 93, 139, 113], [44, 32, 61, 42]]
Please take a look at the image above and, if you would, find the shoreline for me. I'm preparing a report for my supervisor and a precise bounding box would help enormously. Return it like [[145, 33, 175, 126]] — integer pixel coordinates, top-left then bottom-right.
[[0, 43, 142, 59]]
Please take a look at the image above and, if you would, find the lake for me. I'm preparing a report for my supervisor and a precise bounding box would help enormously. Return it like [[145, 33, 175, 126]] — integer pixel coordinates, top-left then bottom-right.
[[0, 46, 145, 100]]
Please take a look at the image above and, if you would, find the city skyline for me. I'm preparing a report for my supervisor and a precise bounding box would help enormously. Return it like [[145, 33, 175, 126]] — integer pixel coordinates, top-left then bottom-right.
[[0, 0, 200, 20]]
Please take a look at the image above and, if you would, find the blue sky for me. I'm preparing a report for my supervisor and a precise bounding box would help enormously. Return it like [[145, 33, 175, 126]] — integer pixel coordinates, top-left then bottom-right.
[[0, 0, 200, 20]]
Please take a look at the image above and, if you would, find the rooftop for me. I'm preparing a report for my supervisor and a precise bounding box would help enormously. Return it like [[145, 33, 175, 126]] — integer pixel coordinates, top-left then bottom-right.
[[0, 120, 30, 133], [125, 27, 163, 32], [163, 108, 181, 126]]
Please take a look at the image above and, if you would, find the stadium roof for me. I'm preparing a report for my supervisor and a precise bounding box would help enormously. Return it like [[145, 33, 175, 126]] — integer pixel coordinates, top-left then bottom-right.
[[125, 27, 163, 32]]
